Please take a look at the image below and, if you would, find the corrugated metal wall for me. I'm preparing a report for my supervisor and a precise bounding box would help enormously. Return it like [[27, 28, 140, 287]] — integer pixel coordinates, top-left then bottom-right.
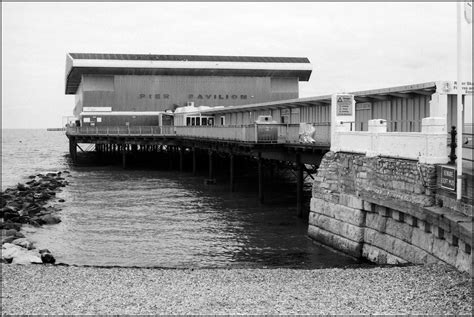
[[221, 93, 469, 133], [355, 95, 431, 132], [80, 75, 299, 113], [298, 104, 330, 124], [224, 103, 332, 126]]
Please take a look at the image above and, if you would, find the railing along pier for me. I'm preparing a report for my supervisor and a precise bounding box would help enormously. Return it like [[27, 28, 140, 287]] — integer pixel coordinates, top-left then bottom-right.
[[66, 123, 331, 145]]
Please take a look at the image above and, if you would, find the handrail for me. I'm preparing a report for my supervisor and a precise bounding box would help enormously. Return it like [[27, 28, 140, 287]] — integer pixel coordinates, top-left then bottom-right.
[[66, 123, 332, 145]]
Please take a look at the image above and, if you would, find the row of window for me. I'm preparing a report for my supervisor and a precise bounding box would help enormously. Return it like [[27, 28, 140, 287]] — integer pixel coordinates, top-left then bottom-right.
[[185, 116, 216, 126]]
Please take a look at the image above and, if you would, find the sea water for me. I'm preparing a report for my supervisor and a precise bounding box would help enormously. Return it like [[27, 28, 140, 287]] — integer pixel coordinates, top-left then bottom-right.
[[1, 129, 358, 268]]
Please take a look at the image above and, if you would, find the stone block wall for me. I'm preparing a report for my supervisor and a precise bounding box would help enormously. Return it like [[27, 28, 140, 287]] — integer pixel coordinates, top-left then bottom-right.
[[309, 151, 473, 275]]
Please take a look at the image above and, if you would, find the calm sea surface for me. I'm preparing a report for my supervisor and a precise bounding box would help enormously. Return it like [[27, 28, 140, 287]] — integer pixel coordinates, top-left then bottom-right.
[[1, 129, 358, 268]]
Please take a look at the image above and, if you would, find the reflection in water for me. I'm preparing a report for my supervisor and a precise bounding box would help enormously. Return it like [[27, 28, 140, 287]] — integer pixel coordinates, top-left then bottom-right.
[[25, 166, 358, 268]]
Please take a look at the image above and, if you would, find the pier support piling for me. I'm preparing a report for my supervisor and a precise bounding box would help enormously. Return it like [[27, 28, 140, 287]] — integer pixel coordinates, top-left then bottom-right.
[[168, 147, 174, 170], [69, 137, 77, 163], [229, 153, 235, 192], [208, 150, 213, 179], [192, 147, 197, 175], [258, 153, 264, 203], [296, 153, 303, 218], [122, 146, 127, 169], [179, 147, 184, 172]]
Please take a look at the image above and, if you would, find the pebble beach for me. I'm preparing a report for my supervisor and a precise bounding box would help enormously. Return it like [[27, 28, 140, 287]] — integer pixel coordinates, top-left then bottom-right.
[[1, 263, 472, 315]]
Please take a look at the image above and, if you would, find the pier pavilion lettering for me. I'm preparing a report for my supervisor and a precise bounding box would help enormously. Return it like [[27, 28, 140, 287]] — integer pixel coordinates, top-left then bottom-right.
[[138, 93, 248, 100], [139, 94, 170, 99], [188, 94, 248, 100]]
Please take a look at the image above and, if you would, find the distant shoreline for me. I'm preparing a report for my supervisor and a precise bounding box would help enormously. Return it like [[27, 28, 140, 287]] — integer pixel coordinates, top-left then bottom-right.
[[46, 128, 66, 131], [1, 128, 64, 130]]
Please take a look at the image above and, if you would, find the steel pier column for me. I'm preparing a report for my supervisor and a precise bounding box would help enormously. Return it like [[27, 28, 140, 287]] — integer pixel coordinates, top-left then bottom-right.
[[258, 153, 264, 203], [179, 147, 184, 172], [229, 153, 235, 192], [69, 137, 77, 163], [122, 145, 127, 169], [168, 146, 174, 170], [192, 147, 197, 175], [296, 152, 303, 218], [208, 150, 213, 179]]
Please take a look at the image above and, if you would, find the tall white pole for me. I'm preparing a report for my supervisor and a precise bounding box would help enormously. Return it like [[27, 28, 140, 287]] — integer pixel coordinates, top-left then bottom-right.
[[456, 1, 463, 200]]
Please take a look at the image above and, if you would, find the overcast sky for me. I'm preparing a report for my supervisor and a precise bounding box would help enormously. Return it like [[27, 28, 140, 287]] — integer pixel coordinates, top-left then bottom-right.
[[2, 2, 472, 129]]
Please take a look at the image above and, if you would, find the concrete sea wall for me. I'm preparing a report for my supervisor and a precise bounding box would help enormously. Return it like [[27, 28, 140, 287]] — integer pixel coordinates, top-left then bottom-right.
[[309, 151, 472, 275]]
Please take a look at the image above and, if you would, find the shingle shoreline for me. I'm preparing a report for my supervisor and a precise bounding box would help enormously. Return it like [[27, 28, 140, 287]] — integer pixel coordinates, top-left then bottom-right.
[[1, 263, 472, 315]]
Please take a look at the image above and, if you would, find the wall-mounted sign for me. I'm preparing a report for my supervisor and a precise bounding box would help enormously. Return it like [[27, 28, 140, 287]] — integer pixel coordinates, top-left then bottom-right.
[[336, 95, 354, 116], [356, 102, 372, 111], [138, 93, 250, 100], [442, 81, 473, 95], [440, 166, 456, 191], [83, 107, 112, 112]]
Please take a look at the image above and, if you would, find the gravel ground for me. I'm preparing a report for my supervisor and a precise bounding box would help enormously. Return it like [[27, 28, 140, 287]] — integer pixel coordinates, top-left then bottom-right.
[[1, 263, 472, 315]]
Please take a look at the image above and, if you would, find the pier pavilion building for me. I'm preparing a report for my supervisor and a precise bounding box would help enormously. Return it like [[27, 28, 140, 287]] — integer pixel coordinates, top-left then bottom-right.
[[65, 53, 312, 126]]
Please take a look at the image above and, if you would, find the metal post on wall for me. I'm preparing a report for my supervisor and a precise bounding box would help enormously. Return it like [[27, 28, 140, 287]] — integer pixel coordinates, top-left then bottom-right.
[[449, 126, 457, 164], [456, 1, 464, 200]]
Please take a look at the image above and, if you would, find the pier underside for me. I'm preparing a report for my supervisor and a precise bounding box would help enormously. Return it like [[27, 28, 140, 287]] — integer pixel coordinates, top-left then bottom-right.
[[67, 133, 328, 218]]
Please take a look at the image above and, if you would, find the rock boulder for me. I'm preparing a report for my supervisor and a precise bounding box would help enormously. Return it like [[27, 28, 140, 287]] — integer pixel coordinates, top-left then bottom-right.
[[12, 238, 34, 250], [40, 214, 61, 225]]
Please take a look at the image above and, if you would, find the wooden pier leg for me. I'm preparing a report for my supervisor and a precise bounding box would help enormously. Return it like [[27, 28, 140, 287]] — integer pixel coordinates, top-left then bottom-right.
[[192, 147, 197, 176], [179, 147, 184, 172], [296, 153, 303, 218], [122, 145, 127, 169], [208, 150, 213, 179], [229, 153, 235, 192], [258, 153, 264, 203]]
